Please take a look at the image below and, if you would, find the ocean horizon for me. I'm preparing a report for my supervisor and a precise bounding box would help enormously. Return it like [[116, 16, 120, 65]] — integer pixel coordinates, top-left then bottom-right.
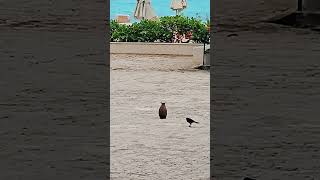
[[110, 0, 210, 22]]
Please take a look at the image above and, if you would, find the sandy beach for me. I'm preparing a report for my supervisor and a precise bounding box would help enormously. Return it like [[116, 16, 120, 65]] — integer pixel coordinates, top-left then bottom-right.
[[213, 0, 320, 179], [213, 0, 297, 32], [111, 55, 210, 179], [0, 30, 108, 179], [1, 0, 320, 179], [0, 1, 108, 179]]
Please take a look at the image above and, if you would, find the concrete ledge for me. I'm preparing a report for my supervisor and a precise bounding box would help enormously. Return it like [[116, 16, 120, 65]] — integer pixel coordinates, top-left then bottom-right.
[[192, 45, 210, 65], [110, 42, 203, 56]]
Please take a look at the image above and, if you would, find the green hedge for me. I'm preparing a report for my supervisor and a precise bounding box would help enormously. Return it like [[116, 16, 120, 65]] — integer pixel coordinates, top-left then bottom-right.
[[110, 16, 210, 44]]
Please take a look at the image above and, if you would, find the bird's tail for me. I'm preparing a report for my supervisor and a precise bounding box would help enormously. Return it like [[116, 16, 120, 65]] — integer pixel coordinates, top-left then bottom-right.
[[194, 121, 199, 124]]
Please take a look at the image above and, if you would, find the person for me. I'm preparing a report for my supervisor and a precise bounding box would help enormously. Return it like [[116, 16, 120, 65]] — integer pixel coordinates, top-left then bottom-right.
[[181, 34, 189, 43], [181, 31, 192, 43], [172, 31, 181, 43]]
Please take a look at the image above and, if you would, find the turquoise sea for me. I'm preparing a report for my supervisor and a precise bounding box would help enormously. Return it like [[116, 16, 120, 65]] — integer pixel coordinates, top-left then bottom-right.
[[110, 0, 210, 22]]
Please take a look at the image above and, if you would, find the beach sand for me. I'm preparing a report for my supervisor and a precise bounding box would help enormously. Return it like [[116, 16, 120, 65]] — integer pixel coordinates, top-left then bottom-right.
[[0, 1, 108, 179], [213, 0, 320, 179], [214, 0, 297, 32], [111, 55, 210, 179], [0, 30, 108, 179], [1, 0, 320, 179]]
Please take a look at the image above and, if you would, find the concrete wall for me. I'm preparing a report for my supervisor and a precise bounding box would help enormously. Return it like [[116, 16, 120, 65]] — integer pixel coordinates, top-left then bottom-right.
[[110, 42, 202, 56], [192, 45, 210, 66], [111, 42, 210, 66]]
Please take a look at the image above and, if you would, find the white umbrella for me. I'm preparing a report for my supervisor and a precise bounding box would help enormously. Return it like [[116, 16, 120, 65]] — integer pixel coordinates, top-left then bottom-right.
[[134, 0, 157, 20], [170, 0, 187, 15]]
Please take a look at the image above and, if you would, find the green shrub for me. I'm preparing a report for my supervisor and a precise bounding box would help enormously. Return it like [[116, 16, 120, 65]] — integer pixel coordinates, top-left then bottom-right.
[[110, 16, 210, 43], [130, 20, 162, 42], [110, 20, 131, 42]]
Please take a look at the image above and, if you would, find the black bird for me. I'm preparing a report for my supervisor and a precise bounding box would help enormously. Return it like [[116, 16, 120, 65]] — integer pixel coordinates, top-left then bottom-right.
[[243, 177, 256, 180], [159, 102, 167, 119], [186, 118, 199, 127], [227, 33, 238, 37]]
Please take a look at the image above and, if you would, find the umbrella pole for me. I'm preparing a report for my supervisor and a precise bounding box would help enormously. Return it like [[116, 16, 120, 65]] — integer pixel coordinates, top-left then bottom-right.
[[298, 0, 303, 11], [143, 1, 145, 20]]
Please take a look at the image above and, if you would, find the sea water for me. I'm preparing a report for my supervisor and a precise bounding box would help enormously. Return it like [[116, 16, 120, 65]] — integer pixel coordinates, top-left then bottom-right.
[[110, 0, 210, 22]]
